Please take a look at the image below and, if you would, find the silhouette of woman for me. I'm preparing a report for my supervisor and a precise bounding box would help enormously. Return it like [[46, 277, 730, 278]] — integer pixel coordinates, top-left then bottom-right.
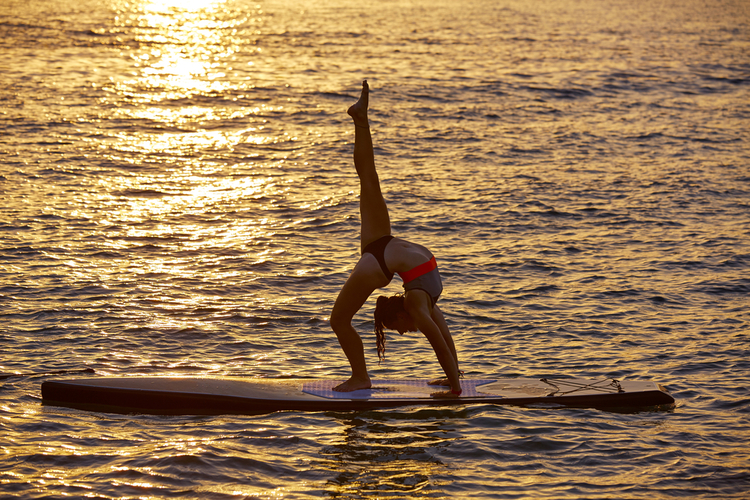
[[329, 81, 462, 397]]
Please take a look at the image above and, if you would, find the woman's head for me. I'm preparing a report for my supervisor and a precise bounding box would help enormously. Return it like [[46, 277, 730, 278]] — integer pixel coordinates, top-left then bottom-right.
[[374, 294, 415, 361]]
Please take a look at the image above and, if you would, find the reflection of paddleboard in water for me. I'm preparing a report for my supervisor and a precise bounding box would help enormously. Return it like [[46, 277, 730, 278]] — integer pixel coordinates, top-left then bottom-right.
[[42, 376, 674, 415]]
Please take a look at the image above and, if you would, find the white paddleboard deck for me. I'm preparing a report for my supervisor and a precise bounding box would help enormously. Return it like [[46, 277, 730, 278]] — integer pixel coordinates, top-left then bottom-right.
[[41, 376, 674, 415], [302, 379, 497, 399]]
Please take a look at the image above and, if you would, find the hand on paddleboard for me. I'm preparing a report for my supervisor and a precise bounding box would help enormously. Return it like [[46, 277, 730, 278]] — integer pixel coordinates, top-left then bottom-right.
[[431, 389, 461, 398], [428, 377, 450, 386]]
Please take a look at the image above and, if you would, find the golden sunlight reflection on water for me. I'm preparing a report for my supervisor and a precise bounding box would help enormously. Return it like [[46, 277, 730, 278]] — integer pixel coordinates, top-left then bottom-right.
[[110, 0, 259, 99], [94, 0, 288, 322], [103, 174, 283, 222], [105, 0, 266, 159]]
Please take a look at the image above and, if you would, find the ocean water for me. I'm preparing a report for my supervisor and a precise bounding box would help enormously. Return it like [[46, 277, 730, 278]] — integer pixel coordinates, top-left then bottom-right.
[[1, 0, 749, 498]]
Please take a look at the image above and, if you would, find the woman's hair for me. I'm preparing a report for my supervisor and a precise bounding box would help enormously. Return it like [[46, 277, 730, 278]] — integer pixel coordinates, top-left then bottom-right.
[[373, 294, 406, 362]]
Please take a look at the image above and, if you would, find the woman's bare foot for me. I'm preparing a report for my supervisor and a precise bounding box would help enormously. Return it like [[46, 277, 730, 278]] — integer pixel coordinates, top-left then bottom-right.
[[429, 377, 450, 386], [333, 375, 372, 392], [347, 80, 369, 127]]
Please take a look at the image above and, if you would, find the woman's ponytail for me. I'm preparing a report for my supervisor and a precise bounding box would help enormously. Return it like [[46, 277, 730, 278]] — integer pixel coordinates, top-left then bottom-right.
[[373, 294, 405, 362]]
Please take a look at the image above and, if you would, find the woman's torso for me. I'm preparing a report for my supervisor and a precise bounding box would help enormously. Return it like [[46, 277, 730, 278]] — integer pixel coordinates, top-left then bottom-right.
[[384, 237, 433, 274]]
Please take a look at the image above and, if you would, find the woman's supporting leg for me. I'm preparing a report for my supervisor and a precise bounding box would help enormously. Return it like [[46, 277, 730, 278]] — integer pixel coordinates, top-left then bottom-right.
[[348, 81, 391, 251], [330, 259, 386, 392]]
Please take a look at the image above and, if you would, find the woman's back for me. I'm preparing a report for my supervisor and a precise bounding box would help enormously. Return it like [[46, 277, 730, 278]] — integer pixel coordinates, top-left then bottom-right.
[[384, 237, 433, 274]]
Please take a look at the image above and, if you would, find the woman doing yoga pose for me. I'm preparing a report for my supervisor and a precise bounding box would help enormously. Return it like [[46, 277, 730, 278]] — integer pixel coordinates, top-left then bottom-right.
[[330, 81, 462, 397]]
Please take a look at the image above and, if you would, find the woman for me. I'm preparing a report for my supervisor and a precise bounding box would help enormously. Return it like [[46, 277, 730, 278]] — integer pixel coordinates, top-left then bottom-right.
[[330, 81, 462, 397]]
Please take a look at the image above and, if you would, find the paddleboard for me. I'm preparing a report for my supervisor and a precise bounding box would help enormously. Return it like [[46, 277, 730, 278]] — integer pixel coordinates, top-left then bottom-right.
[[41, 376, 674, 415]]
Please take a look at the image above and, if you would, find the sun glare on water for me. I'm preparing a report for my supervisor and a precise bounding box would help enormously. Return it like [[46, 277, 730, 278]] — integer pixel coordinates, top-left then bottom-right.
[[83, 0, 286, 334], [142, 0, 224, 12], [103, 0, 270, 214]]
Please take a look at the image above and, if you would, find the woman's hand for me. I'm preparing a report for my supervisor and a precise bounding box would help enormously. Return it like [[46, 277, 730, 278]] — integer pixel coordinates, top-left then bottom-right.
[[430, 389, 461, 398], [428, 377, 450, 386]]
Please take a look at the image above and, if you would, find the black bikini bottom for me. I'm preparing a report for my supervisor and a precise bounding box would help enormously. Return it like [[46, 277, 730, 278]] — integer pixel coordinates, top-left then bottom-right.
[[362, 235, 394, 280]]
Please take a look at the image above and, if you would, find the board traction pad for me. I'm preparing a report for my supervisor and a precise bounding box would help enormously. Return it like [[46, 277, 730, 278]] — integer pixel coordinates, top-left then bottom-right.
[[302, 379, 498, 399]]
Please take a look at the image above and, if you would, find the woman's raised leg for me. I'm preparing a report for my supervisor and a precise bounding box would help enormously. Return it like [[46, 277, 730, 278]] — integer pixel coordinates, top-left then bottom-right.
[[329, 81, 393, 392], [348, 81, 391, 251]]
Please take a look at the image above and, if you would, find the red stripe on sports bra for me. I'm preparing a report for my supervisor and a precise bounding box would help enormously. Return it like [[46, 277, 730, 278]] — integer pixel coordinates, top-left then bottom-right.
[[398, 256, 437, 284]]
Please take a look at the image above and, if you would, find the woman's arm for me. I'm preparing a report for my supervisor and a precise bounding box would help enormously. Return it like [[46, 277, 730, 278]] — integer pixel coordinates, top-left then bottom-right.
[[431, 305, 459, 370], [426, 304, 460, 387], [405, 292, 461, 394]]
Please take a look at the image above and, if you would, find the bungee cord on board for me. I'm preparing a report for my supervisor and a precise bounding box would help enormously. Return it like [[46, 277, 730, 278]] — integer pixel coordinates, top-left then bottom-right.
[[540, 377, 625, 396]]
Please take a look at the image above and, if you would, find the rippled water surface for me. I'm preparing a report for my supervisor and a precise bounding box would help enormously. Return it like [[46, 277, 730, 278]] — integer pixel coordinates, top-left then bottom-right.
[[1, 0, 749, 498]]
